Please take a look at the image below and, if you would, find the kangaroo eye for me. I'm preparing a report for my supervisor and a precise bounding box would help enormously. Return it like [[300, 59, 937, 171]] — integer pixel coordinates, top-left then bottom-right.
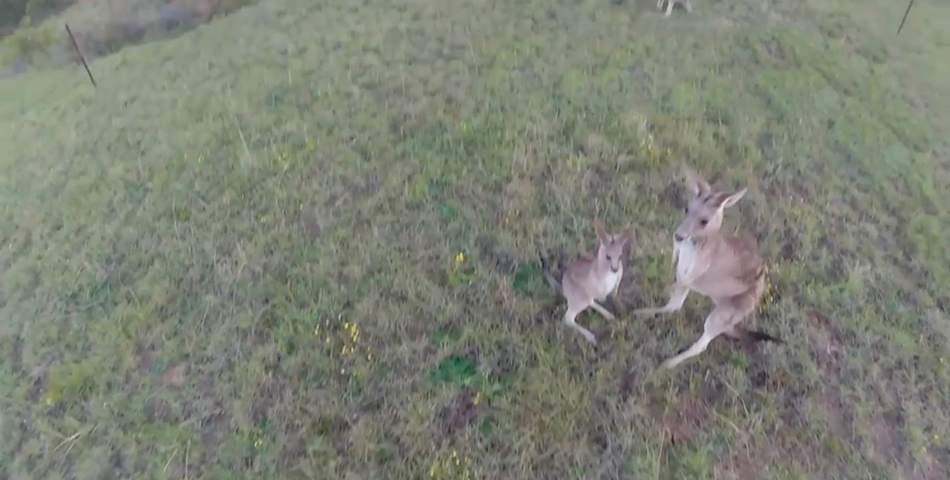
[[699, 219, 708, 227], [605, 255, 612, 262]]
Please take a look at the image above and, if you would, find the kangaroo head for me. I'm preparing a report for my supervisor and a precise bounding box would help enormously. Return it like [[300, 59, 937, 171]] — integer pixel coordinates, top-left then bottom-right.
[[594, 221, 633, 273], [674, 168, 747, 244]]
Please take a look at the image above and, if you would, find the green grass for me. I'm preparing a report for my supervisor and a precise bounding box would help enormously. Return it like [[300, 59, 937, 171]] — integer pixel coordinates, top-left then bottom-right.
[[2, 0, 950, 478]]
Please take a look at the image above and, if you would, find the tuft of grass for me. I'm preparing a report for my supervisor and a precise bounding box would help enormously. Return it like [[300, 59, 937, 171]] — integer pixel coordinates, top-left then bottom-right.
[[2, 0, 950, 479]]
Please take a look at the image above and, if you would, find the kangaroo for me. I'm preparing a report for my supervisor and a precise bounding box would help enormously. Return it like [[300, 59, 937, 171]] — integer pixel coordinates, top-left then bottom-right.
[[658, 0, 692, 16], [540, 222, 634, 345], [635, 168, 783, 369]]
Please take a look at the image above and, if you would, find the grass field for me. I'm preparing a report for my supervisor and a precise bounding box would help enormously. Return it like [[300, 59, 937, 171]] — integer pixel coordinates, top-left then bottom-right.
[[2, 0, 950, 478]]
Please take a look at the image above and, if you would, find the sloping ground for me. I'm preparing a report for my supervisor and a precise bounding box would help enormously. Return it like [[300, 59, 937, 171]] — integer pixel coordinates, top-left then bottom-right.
[[0, 0, 260, 78], [1, 0, 948, 479]]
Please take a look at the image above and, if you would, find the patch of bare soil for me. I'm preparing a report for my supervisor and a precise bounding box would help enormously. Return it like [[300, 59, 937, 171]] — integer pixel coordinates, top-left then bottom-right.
[[761, 34, 788, 64], [621, 57, 654, 99], [388, 107, 428, 140], [134, 338, 158, 375], [808, 310, 845, 376], [650, 380, 724, 448], [161, 362, 190, 389], [719, 433, 834, 480], [573, 133, 612, 158], [7, 334, 24, 373], [25, 362, 48, 403], [144, 396, 175, 423], [437, 388, 480, 439], [662, 397, 710, 446], [818, 388, 855, 447], [803, 309, 861, 469], [587, 397, 616, 456], [141, 362, 191, 423], [863, 347, 933, 479], [494, 177, 536, 231], [777, 224, 801, 262], [868, 405, 908, 475], [615, 269, 641, 311], [488, 340, 517, 380], [197, 408, 230, 458], [530, 299, 563, 340], [300, 207, 323, 237], [315, 412, 353, 456], [476, 235, 518, 275], [618, 369, 640, 403], [658, 180, 686, 210], [761, 165, 814, 206], [578, 165, 612, 203], [714, 452, 760, 480]]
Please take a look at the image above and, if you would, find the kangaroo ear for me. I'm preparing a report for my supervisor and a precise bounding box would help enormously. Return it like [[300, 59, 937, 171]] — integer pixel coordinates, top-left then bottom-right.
[[594, 221, 610, 244], [710, 188, 747, 209], [684, 168, 711, 198], [617, 229, 635, 246]]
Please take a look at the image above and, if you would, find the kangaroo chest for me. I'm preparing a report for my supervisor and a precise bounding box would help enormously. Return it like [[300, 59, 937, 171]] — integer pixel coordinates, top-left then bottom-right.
[[675, 239, 752, 298], [592, 266, 623, 299], [675, 241, 705, 285]]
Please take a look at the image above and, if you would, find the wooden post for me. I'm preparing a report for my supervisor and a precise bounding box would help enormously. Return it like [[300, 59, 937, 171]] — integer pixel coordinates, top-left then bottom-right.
[[65, 23, 96, 88], [897, 0, 915, 35]]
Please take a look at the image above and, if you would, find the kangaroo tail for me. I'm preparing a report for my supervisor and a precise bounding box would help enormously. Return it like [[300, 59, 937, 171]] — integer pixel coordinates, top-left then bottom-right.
[[538, 252, 562, 294], [744, 329, 785, 344]]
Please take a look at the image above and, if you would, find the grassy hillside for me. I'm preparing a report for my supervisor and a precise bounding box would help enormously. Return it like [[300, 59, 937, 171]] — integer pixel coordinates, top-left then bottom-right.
[[2, 0, 949, 478]]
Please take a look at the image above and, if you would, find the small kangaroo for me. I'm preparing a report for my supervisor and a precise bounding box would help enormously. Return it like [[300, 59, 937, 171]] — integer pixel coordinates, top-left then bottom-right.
[[635, 168, 783, 369], [658, 0, 692, 16], [540, 222, 634, 345]]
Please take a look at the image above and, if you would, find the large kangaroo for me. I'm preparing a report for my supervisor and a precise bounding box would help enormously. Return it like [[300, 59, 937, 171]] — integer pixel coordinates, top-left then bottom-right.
[[636, 169, 783, 369]]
